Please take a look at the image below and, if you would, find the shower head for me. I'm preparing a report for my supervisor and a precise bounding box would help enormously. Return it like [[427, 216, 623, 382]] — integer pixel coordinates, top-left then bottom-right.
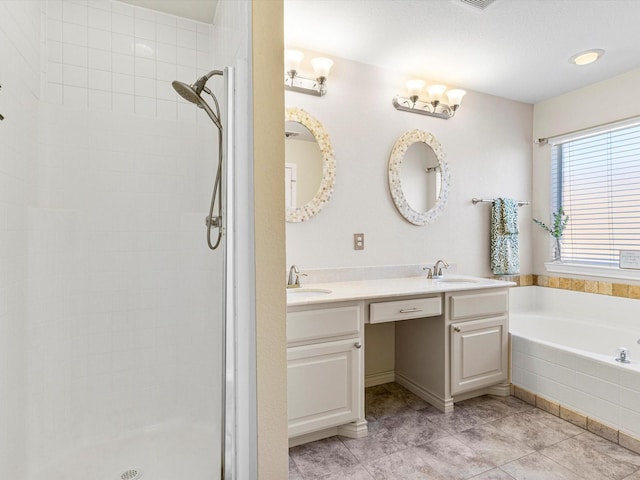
[[172, 80, 201, 105], [171, 77, 223, 130], [172, 70, 222, 101]]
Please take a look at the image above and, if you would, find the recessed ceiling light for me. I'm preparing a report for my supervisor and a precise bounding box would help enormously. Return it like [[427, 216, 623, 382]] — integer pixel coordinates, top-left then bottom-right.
[[569, 49, 605, 66]]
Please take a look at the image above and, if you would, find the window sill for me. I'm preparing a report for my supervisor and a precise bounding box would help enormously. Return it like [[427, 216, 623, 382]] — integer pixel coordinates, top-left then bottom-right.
[[544, 262, 640, 281]]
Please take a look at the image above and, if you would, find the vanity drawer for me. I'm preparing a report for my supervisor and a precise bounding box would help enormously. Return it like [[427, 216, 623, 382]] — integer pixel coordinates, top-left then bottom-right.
[[369, 296, 442, 324], [449, 290, 508, 321], [287, 303, 362, 345]]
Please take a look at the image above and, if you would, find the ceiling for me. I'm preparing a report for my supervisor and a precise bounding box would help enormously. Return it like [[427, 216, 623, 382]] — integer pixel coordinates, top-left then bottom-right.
[[121, 0, 640, 105], [284, 0, 640, 104]]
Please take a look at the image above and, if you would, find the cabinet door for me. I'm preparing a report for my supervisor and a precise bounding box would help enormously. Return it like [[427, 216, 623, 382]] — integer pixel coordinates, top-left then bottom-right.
[[450, 316, 508, 395], [287, 338, 362, 438]]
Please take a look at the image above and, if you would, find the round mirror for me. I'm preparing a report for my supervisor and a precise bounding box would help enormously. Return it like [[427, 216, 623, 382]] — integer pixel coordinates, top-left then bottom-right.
[[388, 129, 450, 225], [285, 121, 323, 207], [285, 107, 335, 222]]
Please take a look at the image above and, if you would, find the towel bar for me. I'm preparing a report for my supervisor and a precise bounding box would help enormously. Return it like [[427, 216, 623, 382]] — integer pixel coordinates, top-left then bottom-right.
[[472, 198, 529, 207]]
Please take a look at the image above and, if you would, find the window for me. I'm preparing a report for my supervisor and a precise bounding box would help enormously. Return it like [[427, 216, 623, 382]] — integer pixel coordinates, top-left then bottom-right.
[[550, 119, 640, 268]]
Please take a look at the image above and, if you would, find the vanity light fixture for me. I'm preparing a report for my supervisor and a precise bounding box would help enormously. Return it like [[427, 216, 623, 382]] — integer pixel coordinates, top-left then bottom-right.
[[393, 80, 466, 120], [285, 49, 334, 97]]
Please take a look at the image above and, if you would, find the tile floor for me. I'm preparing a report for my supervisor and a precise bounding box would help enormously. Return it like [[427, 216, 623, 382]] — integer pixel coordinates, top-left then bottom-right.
[[289, 383, 640, 479]]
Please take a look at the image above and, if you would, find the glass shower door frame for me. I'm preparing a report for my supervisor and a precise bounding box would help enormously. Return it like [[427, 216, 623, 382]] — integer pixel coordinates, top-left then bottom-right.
[[222, 66, 236, 480]]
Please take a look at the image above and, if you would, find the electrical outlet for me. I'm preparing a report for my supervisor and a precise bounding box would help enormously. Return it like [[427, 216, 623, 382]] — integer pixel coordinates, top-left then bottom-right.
[[354, 233, 364, 250]]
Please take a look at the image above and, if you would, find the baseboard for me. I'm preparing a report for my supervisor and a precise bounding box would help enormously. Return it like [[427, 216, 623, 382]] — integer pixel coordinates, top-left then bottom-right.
[[289, 418, 368, 447], [395, 372, 454, 413], [365, 370, 395, 387], [337, 418, 368, 439], [289, 427, 338, 447], [487, 382, 511, 397]]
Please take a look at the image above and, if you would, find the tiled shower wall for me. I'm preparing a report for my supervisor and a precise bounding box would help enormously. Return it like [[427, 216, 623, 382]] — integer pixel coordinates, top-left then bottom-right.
[[42, 0, 213, 120], [0, 1, 41, 478], [8, 0, 222, 474]]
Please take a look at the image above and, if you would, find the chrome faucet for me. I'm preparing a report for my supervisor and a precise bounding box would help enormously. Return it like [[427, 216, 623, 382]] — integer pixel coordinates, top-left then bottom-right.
[[616, 347, 631, 364], [287, 265, 307, 288], [423, 266, 433, 279], [432, 259, 449, 280]]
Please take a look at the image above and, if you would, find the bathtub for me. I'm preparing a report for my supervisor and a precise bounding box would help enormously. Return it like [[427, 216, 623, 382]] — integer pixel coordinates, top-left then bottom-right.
[[29, 423, 218, 480], [509, 286, 640, 438]]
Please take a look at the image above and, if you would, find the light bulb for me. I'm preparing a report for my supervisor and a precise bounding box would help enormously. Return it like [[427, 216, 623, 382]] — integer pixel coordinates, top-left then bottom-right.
[[446, 89, 466, 107], [570, 49, 604, 66], [406, 79, 425, 98], [311, 57, 334, 79], [285, 49, 304, 75], [427, 84, 447, 103]]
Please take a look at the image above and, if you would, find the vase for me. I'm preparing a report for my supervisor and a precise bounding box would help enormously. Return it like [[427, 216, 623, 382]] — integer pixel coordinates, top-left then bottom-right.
[[553, 237, 562, 262]]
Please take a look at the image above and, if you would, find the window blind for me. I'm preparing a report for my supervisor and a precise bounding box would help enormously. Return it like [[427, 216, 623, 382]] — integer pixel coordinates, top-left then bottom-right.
[[553, 122, 640, 266]]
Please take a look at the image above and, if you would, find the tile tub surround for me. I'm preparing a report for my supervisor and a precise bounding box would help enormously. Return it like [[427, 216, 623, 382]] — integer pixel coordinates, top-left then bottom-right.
[[510, 286, 640, 443], [533, 274, 640, 299], [289, 383, 640, 479], [491, 273, 640, 299]]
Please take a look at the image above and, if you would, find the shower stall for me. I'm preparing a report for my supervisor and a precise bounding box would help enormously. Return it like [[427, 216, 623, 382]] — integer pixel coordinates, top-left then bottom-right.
[[0, 1, 254, 479]]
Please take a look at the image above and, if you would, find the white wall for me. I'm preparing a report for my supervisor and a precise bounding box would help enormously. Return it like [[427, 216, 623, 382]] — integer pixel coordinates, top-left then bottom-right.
[[0, 1, 41, 478], [285, 52, 534, 277], [532, 68, 640, 277]]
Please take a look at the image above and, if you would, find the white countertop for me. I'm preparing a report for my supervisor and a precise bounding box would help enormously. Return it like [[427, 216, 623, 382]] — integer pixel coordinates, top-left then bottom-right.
[[286, 275, 516, 307]]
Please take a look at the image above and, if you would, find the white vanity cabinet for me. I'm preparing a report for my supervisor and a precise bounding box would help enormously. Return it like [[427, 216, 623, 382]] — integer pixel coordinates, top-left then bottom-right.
[[449, 290, 509, 395], [395, 287, 510, 413], [286, 301, 366, 444]]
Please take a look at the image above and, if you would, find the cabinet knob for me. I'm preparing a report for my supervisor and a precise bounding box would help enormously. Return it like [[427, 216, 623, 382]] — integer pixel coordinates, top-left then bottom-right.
[[454, 326, 461, 333], [354, 342, 362, 349]]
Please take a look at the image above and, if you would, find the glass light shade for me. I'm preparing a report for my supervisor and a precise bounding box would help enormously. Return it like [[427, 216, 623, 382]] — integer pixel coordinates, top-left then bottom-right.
[[406, 79, 425, 97], [427, 84, 447, 102], [285, 49, 304, 73], [311, 57, 334, 78], [446, 89, 466, 106]]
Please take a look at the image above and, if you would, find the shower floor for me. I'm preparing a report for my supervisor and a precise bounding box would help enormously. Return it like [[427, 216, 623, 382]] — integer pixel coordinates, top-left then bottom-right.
[[29, 424, 218, 480]]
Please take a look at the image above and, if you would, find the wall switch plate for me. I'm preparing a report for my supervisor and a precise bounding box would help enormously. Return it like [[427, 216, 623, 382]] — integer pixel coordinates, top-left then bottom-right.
[[354, 233, 364, 250]]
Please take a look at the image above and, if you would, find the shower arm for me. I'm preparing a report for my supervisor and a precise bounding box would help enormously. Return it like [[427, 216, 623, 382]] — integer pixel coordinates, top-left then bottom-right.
[[194, 70, 224, 96]]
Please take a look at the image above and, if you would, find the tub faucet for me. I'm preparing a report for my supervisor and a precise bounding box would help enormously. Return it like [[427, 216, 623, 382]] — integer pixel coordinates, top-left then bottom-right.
[[432, 259, 449, 279], [287, 265, 307, 288], [616, 347, 631, 364]]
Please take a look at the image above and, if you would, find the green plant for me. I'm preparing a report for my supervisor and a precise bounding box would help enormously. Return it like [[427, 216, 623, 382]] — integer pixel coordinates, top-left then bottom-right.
[[533, 207, 569, 239]]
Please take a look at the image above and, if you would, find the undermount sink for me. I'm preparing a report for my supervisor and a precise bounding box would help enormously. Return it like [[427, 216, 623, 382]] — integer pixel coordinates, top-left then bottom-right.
[[287, 288, 333, 298]]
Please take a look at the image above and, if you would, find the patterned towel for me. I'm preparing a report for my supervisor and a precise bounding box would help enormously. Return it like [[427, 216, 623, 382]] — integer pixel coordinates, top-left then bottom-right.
[[490, 198, 520, 275]]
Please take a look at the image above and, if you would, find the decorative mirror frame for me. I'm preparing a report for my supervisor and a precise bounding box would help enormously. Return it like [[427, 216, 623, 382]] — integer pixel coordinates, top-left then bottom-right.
[[388, 129, 450, 225], [285, 107, 336, 222]]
